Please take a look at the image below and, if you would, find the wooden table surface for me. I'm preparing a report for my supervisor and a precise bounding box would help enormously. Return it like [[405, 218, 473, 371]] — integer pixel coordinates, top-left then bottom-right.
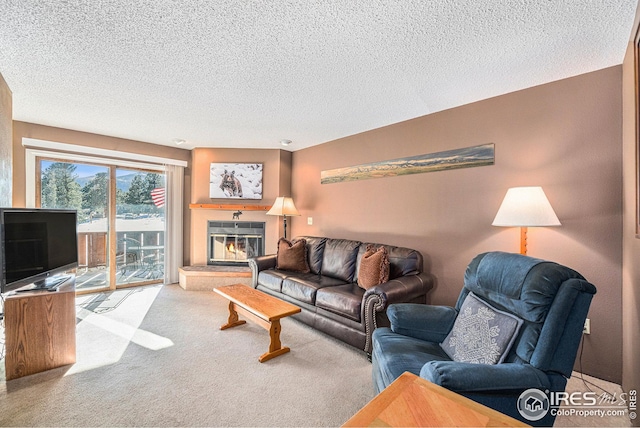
[[343, 372, 529, 427], [213, 283, 301, 362], [214, 283, 300, 321]]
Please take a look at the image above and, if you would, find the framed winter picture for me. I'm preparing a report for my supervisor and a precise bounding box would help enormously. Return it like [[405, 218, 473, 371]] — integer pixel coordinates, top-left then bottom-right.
[[209, 163, 263, 199]]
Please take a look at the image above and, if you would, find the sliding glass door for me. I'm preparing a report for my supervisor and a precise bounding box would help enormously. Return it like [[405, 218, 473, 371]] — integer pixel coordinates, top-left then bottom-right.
[[40, 160, 110, 291], [115, 168, 165, 286], [37, 158, 166, 292]]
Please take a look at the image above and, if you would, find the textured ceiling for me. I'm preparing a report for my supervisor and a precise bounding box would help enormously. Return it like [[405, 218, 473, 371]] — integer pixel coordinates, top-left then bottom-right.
[[0, 1, 638, 151]]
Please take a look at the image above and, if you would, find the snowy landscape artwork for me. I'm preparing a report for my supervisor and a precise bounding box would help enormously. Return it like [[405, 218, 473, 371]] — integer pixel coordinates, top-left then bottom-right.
[[209, 163, 263, 199]]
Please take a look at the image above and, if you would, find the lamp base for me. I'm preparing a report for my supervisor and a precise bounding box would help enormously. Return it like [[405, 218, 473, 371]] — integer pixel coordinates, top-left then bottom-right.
[[283, 216, 288, 240], [520, 226, 528, 255]]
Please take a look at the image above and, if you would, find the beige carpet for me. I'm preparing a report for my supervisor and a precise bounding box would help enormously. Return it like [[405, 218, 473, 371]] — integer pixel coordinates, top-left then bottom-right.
[[0, 284, 632, 427], [0, 284, 374, 427]]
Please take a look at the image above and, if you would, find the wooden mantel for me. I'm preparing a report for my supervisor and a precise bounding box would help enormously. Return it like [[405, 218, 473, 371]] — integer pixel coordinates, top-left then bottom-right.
[[189, 203, 272, 211]]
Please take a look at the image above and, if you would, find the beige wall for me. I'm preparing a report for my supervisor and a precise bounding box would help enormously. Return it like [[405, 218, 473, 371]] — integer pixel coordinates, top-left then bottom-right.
[[292, 67, 623, 383], [0, 74, 12, 207], [622, 12, 640, 420], [188, 147, 292, 265]]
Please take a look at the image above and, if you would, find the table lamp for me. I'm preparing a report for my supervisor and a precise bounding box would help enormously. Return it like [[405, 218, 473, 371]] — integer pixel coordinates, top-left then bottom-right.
[[492, 186, 561, 255], [266, 196, 300, 239]]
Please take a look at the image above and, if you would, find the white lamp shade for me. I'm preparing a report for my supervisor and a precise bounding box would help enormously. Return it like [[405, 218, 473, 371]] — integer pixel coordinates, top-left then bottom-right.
[[266, 196, 300, 216], [492, 187, 561, 227]]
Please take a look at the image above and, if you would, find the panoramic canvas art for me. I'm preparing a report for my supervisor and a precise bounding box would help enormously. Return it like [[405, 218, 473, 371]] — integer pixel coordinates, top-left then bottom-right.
[[320, 143, 495, 184], [209, 163, 263, 199]]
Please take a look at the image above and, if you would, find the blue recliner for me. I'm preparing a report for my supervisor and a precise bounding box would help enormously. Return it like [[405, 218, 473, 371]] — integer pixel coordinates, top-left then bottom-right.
[[371, 251, 596, 426]]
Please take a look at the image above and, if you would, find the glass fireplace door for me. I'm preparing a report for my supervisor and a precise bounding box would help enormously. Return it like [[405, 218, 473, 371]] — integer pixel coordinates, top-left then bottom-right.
[[210, 234, 263, 264]]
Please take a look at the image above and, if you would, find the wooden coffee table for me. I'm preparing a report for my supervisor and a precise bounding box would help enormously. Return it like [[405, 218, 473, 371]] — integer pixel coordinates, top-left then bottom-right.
[[213, 283, 301, 362], [343, 372, 528, 427]]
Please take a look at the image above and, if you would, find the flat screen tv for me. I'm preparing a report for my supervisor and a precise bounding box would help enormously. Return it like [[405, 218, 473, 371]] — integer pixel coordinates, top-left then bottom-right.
[[0, 208, 78, 293]]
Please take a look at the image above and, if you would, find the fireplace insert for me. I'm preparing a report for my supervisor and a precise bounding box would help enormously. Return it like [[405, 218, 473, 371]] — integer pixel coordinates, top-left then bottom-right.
[[208, 221, 265, 265]]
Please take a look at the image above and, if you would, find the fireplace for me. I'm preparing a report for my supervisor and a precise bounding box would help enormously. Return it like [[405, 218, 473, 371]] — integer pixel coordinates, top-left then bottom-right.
[[208, 221, 265, 265]]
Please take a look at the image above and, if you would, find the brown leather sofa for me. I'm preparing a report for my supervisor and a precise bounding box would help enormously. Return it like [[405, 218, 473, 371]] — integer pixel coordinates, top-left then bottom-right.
[[248, 236, 434, 355]]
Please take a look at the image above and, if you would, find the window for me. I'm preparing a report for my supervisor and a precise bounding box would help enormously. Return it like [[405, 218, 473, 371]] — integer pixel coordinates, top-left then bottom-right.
[[24, 139, 185, 293]]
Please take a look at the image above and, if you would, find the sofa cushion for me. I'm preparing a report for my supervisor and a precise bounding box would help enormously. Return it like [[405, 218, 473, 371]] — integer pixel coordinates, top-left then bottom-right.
[[358, 245, 390, 289], [300, 236, 327, 275], [281, 274, 346, 305], [276, 238, 310, 273], [257, 269, 288, 293], [357, 243, 423, 280], [316, 283, 365, 322], [372, 326, 451, 392], [440, 292, 523, 365], [321, 239, 361, 282]]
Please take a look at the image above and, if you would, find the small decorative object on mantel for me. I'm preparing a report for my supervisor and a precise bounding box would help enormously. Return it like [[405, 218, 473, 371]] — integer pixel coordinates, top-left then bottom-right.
[[320, 143, 494, 184], [232, 210, 242, 220]]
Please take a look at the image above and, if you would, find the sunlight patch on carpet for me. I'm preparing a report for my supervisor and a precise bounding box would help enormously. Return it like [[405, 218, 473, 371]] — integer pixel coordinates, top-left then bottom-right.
[[66, 285, 171, 376]]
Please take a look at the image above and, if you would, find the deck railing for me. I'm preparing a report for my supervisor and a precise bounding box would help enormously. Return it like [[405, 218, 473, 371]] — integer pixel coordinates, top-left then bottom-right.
[[77, 231, 165, 271]]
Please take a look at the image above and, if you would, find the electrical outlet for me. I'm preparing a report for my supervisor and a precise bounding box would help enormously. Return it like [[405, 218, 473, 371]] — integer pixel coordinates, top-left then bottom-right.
[[583, 318, 591, 335], [307, 217, 313, 225]]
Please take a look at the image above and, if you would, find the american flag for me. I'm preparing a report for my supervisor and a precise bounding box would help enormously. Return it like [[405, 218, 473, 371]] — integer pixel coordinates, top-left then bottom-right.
[[151, 188, 165, 208]]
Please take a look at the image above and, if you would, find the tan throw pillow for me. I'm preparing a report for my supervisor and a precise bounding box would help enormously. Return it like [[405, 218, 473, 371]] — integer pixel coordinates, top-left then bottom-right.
[[358, 245, 390, 289], [276, 238, 310, 273]]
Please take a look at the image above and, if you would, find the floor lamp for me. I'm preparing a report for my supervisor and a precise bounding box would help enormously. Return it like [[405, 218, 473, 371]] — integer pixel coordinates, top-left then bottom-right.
[[492, 186, 561, 255], [266, 196, 300, 239]]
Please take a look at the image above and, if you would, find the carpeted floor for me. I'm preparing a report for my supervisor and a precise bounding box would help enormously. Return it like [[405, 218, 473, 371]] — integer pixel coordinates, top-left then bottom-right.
[[0, 284, 633, 427], [0, 284, 374, 427]]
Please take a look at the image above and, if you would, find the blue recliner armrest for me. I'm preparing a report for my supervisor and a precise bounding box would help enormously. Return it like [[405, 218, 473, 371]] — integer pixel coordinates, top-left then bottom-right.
[[388, 303, 458, 343], [420, 360, 551, 392]]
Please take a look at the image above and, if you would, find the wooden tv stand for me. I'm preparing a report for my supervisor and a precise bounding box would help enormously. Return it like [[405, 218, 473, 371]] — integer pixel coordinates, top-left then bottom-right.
[[3, 276, 76, 380]]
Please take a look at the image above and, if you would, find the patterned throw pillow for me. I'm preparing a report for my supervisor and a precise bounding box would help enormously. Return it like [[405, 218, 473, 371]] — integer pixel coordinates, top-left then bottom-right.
[[357, 245, 390, 289], [440, 292, 523, 365], [276, 238, 310, 273]]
